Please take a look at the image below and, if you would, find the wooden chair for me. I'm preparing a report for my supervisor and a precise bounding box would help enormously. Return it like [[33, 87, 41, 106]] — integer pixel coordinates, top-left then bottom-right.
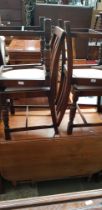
[[64, 22, 102, 134], [54, 22, 73, 126], [0, 22, 66, 140], [0, 17, 51, 114]]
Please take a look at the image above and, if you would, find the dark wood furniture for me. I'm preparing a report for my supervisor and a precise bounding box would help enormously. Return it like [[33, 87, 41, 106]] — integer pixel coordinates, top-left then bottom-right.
[[65, 23, 102, 134], [0, 0, 25, 26], [34, 4, 93, 28], [8, 39, 41, 64], [0, 16, 48, 65], [6, 17, 49, 64], [0, 189, 102, 209], [0, 23, 68, 140], [0, 134, 102, 194], [0, 16, 51, 114], [34, 4, 93, 59]]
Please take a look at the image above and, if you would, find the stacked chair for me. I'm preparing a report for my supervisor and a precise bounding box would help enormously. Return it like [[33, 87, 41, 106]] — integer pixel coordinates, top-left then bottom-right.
[[64, 21, 102, 134], [0, 22, 73, 193], [1, 19, 102, 137], [1, 20, 102, 193], [0, 18, 70, 140]]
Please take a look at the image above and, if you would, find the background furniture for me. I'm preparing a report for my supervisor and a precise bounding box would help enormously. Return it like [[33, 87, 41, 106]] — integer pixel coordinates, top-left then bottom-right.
[[0, 2, 94, 58], [8, 39, 41, 64], [34, 4, 93, 27], [0, 16, 48, 65], [0, 23, 68, 139], [0, 0, 25, 26], [34, 4, 93, 58]]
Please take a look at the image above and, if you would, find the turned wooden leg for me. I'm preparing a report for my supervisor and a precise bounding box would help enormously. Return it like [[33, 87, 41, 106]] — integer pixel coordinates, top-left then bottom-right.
[[0, 175, 4, 194], [2, 100, 11, 140], [9, 99, 15, 115], [67, 92, 78, 134], [48, 97, 59, 135], [0, 97, 2, 121], [97, 96, 102, 113], [0, 107, 2, 121]]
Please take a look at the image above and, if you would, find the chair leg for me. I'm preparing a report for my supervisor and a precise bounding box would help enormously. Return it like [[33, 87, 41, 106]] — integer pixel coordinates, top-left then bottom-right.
[[2, 102, 11, 140], [0, 175, 4, 194], [10, 99, 15, 115], [0, 99, 2, 121], [48, 98, 59, 135], [67, 93, 78, 134], [97, 96, 102, 113], [0, 108, 2, 121]]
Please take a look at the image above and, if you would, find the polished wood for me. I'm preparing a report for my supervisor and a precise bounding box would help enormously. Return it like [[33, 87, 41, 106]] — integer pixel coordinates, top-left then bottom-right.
[[1, 134, 102, 182], [8, 39, 41, 64], [0, 189, 102, 209], [0, 24, 68, 139], [4, 17, 48, 65], [35, 4, 93, 59], [64, 22, 102, 134], [0, 108, 102, 192]]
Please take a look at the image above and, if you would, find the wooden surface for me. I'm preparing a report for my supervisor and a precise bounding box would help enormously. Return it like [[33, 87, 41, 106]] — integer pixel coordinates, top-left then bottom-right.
[[0, 189, 102, 209], [8, 39, 41, 64], [0, 58, 102, 184], [0, 108, 102, 183], [1, 135, 102, 182]]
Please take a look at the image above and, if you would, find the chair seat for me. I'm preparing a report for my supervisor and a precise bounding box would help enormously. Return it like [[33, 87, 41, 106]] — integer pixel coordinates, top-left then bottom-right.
[[0, 68, 49, 89], [72, 85, 102, 91], [1, 68, 46, 80], [65, 21, 102, 135], [73, 68, 102, 79], [0, 71, 50, 98], [1, 86, 50, 99], [72, 68, 102, 86], [0, 24, 66, 139]]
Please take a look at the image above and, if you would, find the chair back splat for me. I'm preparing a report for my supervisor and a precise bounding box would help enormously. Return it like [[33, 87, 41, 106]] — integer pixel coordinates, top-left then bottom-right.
[[0, 21, 67, 140], [55, 21, 73, 126]]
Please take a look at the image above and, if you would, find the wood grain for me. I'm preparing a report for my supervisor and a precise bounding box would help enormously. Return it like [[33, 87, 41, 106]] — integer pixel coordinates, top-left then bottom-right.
[[0, 134, 102, 182], [8, 39, 41, 64]]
